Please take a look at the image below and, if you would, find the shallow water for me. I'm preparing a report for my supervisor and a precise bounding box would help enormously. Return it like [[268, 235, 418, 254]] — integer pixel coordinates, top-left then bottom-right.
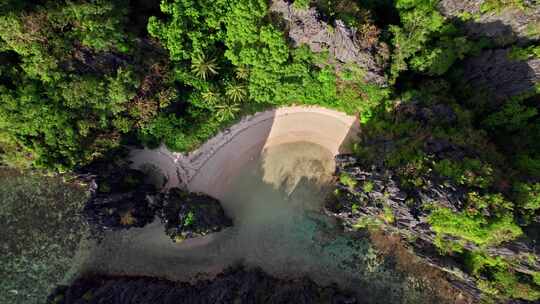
[[79, 142, 412, 300]]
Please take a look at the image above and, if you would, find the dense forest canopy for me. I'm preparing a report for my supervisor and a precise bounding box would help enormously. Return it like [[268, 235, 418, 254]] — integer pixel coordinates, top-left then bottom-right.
[[1, 0, 539, 303]]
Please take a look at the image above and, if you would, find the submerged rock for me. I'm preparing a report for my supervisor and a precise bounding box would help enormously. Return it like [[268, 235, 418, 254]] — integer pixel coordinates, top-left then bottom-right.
[[155, 188, 233, 242], [269, 0, 387, 86], [48, 266, 359, 304]]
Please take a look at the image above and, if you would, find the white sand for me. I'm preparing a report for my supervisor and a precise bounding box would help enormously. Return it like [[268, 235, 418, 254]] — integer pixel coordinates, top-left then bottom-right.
[[129, 106, 360, 198]]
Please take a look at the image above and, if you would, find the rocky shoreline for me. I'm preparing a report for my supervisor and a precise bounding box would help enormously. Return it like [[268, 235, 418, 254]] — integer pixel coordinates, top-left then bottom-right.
[[83, 164, 232, 241], [326, 153, 539, 303]]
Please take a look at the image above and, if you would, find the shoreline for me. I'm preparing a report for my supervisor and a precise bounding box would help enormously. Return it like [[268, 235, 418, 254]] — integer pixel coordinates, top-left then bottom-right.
[[129, 106, 360, 199]]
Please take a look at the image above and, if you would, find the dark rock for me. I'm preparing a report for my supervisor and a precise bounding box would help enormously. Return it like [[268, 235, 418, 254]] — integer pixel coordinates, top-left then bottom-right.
[[462, 48, 540, 102], [61, 45, 131, 76], [269, 0, 387, 86], [155, 188, 233, 242], [438, 0, 540, 46], [395, 101, 458, 126], [82, 164, 232, 241], [424, 138, 469, 161], [84, 168, 158, 231], [48, 266, 360, 304]]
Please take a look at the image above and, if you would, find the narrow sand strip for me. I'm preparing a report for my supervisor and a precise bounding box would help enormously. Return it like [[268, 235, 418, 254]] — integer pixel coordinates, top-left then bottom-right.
[[129, 106, 360, 198]]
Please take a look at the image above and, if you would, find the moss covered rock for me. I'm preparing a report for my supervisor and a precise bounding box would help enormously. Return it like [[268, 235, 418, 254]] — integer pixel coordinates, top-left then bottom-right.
[[156, 188, 233, 242]]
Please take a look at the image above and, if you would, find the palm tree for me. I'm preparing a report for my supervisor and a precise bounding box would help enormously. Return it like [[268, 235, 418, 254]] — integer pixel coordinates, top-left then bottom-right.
[[225, 82, 247, 103], [214, 101, 240, 122], [201, 90, 220, 107], [235, 65, 250, 80], [191, 54, 219, 80]]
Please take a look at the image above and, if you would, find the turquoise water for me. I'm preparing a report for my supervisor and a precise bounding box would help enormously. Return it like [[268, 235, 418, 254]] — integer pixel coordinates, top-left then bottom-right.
[[79, 142, 426, 302]]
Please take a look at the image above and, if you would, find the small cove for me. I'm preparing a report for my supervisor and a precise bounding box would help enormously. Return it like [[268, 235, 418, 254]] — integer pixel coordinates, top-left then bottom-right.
[[78, 142, 404, 300]]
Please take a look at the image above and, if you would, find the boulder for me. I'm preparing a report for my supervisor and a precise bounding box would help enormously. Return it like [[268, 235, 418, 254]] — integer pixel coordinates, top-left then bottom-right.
[[84, 168, 158, 231], [83, 165, 232, 241], [155, 188, 233, 242]]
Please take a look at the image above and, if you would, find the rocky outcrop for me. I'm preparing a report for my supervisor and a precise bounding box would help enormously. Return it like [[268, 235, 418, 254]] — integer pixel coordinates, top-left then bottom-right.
[[155, 188, 233, 242], [84, 168, 158, 231], [48, 266, 359, 304], [326, 154, 540, 302], [437, 2, 540, 102], [269, 0, 387, 86], [83, 166, 232, 240], [462, 48, 540, 102], [438, 0, 540, 46], [326, 155, 482, 300]]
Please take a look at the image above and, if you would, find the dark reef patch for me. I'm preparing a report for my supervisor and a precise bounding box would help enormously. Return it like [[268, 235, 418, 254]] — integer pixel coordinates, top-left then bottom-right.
[[48, 266, 359, 304]]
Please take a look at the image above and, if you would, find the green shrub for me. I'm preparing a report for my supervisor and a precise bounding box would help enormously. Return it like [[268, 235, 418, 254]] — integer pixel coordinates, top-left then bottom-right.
[[465, 251, 540, 301], [533, 272, 540, 286], [508, 45, 540, 61], [434, 158, 494, 189], [480, 0, 527, 13], [293, 0, 311, 10], [428, 207, 522, 247], [363, 180, 374, 192], [340, 172, 357, 189], [389, 0, 477, 81], [514, 182, 540, 211], [483, 98, 538, 132]]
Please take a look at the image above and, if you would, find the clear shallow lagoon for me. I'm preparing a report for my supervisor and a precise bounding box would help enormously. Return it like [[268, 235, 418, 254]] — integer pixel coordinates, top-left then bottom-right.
[[78, 142, 419, 302]]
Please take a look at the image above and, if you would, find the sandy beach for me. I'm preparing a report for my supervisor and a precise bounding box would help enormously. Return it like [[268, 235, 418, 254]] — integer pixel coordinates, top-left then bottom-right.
[[129, 106, 360, 198]]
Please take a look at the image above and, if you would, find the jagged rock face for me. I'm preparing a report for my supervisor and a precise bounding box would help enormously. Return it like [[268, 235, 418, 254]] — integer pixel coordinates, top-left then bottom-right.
[[327, 155, 482, 299], [48, 267, 359, 304], [269, 0, 387, 86], [155, 188, 233, 242], [437, 1, 539, 102], [327, 154, 540, 302], [438, 0, 483, 16], [438, 0, 540, 46], [462, 48, 540, 102], [327, 155, 468, 246]]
